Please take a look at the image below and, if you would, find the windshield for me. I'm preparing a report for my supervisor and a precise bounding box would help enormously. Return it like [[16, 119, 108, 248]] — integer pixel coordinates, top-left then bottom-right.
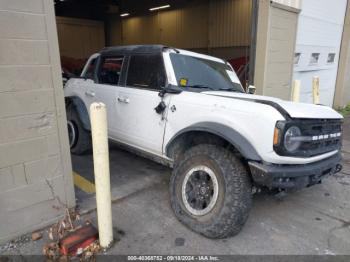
[[169, 53, 244, 93]]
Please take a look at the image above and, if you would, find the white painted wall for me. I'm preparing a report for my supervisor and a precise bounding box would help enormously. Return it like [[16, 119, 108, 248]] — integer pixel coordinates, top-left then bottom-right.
[[293, 0, 347, 106]]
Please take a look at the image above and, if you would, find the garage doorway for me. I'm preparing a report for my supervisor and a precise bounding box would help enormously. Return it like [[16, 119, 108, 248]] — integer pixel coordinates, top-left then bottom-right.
[[54, 0, 257, 211]]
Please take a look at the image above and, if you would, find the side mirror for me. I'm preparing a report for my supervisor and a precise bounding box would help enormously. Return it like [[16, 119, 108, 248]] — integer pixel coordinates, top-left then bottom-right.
[[247, 85, 256, 94], [159, 84, 182, 98]]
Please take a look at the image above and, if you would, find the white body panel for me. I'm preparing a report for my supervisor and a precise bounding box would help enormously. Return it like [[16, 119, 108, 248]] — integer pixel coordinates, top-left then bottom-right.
[[164, 91, 340, 165], [203, 92, 342, 120], [112, 86, 169, 156]]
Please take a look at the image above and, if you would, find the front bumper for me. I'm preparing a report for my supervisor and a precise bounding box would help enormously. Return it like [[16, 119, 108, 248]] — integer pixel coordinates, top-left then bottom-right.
[[248, 152, 342, 190]]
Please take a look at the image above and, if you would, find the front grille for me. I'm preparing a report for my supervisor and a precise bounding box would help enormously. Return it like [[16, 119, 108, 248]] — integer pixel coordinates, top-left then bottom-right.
[[298, 119, 342, 157]]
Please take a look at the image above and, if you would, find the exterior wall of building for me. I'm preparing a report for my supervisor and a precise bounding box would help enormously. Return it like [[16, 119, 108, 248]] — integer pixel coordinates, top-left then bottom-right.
[[254, 0, 300, 99], [334, 0, 350, 109], [0, 0, 75, 243], [293, 0, 347, 107]]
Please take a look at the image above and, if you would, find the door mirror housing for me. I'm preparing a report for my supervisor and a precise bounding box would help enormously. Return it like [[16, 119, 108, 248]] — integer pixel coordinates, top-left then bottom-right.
[[159, 84, 183, 97], [247, 85, 256, 94]]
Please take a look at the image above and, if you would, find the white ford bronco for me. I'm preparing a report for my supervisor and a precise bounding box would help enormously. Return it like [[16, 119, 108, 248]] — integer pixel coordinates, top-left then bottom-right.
[[64, 45, 343, 238]]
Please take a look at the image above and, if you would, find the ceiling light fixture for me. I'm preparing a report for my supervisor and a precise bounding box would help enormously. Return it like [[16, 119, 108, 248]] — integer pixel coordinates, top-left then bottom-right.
[[120, 13, 130, 17], [149, 4, 170, 11]]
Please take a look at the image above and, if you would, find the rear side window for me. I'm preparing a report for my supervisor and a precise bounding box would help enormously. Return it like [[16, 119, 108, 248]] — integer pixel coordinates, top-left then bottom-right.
[[98, 56, 124, 86], [126, 54, 166, 90], [84, 58, 96, 79]]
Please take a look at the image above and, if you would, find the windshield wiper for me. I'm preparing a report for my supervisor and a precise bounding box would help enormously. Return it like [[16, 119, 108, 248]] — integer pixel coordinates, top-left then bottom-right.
[[183, 84, 216, 90], [217, 87, 243, 93], [181, 84, 244, 93]]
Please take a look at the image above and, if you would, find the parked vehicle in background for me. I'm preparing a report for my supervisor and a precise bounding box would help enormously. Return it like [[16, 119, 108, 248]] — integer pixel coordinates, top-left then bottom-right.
[[64, 45, 343, 238]]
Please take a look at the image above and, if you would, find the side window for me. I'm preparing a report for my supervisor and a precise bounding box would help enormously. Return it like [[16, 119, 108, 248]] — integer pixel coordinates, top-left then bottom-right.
[[84, 58, 96, 79], [126, 54, 166, 90], [98, 56, 124, 85]]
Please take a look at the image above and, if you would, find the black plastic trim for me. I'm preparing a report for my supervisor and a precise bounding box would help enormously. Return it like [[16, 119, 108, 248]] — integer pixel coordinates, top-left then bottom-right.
[[248, 152, 342, 189], [208, 95, 292, 120], [273, 118, 342, 157], [166, 122, 262, 161]]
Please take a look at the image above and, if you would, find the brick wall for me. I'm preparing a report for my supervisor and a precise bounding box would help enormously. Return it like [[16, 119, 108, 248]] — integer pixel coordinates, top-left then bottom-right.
[[0, 0, 75, 243]]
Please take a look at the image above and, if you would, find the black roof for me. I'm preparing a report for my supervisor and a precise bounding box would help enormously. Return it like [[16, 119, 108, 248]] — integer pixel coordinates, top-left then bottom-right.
[[100, 45, 168, 56]]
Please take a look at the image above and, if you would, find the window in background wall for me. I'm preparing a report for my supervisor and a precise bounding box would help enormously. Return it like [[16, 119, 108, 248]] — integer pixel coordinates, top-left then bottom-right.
[[309, 53, 320, 64], [327, 53, 336, 63], [294, 53, 301, 65]]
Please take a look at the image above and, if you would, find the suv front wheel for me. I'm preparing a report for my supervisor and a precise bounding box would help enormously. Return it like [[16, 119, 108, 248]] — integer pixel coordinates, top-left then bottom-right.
[[170, 144, 252, 238]]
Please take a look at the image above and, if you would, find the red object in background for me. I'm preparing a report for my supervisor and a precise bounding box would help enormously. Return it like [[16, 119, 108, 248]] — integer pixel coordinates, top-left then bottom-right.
[[61, 56, 88, 76], [59, 224, 98, 256], [227, 56, 250, 86], [227, 56, 249, 72]]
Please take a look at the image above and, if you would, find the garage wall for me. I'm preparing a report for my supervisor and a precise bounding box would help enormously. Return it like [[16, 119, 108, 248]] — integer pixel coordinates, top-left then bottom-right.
[[0, 0, 75, 243], [108, 0, 251, 59], [56, 16, 105, 59], [254, 0, 300, 99], [208, 0, 252, 47], [293, 0, 347, 107], [334, 0, 350, 108]]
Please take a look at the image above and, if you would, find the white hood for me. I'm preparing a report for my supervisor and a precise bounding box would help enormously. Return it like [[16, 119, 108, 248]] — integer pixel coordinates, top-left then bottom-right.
[[203, 91, 343, 119]]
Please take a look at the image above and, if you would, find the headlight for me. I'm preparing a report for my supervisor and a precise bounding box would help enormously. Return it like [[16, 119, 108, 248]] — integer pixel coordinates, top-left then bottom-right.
[[284, 126, 301, 152]]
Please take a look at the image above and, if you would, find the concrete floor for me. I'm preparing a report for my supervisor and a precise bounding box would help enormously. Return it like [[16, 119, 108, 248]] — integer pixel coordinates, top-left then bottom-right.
[[72, 143, 170, 213], [1, 119, 350, 255], [68, 117, 350, 254]]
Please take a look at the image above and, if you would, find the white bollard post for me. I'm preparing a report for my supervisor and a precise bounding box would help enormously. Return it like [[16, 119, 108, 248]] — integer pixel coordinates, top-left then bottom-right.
[[312, 76, 320, 104], [291, 80, 300, 102], [90, 102, 113, 248]]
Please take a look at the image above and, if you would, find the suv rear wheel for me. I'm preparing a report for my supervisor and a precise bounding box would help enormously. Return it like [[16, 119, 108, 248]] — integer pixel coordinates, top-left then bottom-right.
[[66, 104, 91, 155], [170, 144, 252, 238]]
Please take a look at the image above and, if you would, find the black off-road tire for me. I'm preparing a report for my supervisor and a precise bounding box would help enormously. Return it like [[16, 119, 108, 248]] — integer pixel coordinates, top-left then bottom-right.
[[66, 104, 92, 155], [170, 144, 252, 238]]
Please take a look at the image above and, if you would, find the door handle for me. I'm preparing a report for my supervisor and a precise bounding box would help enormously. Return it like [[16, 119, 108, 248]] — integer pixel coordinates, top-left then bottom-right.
[[117, 97, 130, 104], [85, 90, 95, 97]]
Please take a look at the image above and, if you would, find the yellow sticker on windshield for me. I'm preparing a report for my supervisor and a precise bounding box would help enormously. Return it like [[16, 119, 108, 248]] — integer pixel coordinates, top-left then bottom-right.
[[180, 78, 188, 87]]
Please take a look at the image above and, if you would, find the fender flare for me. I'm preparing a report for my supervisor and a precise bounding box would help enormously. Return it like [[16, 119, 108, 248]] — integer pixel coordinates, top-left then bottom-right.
[[66, 97, 91, 130], [165, 122, 262, 161]]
